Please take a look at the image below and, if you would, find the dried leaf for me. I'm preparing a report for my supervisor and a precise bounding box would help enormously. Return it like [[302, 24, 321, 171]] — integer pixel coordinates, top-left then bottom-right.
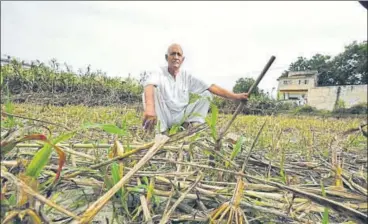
[[17, 174, 38, 207], [109, 140, 125, 158], [1, 132, 46, 156], [335, 165, 344, 189], [2, 210, 19, 224], [25, 209, 42, 224]]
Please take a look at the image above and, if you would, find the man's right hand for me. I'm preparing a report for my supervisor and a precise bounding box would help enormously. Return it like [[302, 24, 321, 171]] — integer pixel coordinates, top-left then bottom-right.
[[142, 109, 157, 132], [143, 85, 157, 132]]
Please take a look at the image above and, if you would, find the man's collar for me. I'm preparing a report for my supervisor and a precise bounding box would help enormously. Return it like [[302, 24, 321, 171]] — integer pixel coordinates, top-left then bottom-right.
[[162, 66, 181, 78]]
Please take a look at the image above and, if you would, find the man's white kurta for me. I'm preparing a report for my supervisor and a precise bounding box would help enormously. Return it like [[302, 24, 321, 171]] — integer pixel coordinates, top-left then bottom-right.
[[143, 66, 213, 132]]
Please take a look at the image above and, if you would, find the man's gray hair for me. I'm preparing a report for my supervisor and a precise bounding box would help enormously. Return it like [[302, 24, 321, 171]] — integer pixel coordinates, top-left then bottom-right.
[[166, 43, 183, 55]]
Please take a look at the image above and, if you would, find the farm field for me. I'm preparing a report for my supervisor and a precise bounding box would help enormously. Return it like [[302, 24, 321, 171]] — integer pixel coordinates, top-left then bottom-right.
[[1, 2, 367, 224], [1, 103, 367, 223]]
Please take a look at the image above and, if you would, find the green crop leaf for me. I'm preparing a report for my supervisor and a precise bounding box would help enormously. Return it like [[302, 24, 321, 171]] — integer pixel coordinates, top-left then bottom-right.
[[111, 162, 123, 197], [3, 100, 15, 128], [226, 135, 245, 168], [146, 177, 155, 204], [322, 204, 329, 223], [189, 132, 201, 142], [232, 135, 245, 159], [321, 181, 329, 224], [81, 122, 101, 129], [280, 170, 287, 184], [111, 162, 130, 216], [211, 103, 218, 127], [25, 132, 74, 181], [26, 143, 52, 178], [280, 146, 286, 184], [129, 185, 148, 192], [0, 71, 3, 86], [121, 118, 128, 134], [206, 103, 218, 140], [82, 123, 126, 136], [8, 194, 16, 206], [169, 123, 181, 135], [101, 124, 125, 135], [142, 176, 149, 185]]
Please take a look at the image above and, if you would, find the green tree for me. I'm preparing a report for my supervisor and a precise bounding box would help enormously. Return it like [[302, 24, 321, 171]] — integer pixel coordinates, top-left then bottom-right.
[[289, 54, 331, 71], [233, 77, 261, 96], [289, 56, 311, 71], [280, 54, 332, 83], [328, 41, 367, 85], [283, 41, 367, 86]]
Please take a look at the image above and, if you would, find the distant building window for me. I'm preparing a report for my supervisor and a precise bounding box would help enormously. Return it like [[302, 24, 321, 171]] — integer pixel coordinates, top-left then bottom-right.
[[304, 80, 308, 84], [298, 80, 301, 84], [283, 80, 288, 85]]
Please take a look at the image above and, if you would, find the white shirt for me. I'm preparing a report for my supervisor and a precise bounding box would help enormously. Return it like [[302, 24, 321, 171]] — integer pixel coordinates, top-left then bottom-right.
[[144, 66, 211, 113]]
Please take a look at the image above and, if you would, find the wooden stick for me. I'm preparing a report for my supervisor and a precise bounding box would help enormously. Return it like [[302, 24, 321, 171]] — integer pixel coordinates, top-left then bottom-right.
[[218, 56, 276, 141], [214, 56, 276, 153]]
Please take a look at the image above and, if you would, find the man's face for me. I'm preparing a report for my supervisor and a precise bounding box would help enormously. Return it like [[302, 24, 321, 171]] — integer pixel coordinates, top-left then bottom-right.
[[166, 45, 184, 69]]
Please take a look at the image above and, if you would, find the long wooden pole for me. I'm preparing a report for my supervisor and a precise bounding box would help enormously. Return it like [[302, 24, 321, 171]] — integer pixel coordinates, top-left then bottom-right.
[[214, 56, 276, 154]]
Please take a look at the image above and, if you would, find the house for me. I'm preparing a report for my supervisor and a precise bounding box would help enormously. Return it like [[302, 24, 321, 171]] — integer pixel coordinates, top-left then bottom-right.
[[276, 70, 318, 105], [276, 70, 367, 110]]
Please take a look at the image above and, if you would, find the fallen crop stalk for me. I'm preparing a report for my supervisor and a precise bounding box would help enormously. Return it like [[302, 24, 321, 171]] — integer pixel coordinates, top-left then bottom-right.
[[75, 134, 170, 223]]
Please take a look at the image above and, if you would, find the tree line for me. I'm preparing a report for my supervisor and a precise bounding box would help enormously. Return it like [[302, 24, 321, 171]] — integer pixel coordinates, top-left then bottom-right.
[[1, 40, 366, 107], [233, 41, 367, 99], [280, 41, 367, 86]]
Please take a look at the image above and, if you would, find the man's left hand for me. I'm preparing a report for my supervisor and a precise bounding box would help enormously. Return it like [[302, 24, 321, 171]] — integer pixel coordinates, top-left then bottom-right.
[[235, 93, 249, 101]]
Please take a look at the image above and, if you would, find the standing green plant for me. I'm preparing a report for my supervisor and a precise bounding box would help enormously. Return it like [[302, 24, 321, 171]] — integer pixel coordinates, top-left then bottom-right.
[[321, 181, 329, 224], [82, 121, 133, 217], [206, 103, 219, 141], [225, 135, 245, 168]]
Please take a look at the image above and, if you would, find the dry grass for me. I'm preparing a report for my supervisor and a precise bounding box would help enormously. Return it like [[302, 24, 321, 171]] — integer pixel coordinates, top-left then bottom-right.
[[1, 103, 367, 223]]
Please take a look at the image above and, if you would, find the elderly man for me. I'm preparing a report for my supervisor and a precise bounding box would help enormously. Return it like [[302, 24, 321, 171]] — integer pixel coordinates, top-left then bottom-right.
[[142, 43, 248, 134]]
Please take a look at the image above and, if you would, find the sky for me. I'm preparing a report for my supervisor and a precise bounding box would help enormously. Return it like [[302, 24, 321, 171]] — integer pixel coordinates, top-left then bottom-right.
[[1, 1, 367, 97]]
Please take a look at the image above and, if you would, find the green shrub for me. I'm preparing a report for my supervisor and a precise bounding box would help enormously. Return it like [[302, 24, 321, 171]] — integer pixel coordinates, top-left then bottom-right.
[[293, 105, 318, 114], [275, 101, 296, 111], [334, 103, 368, 114], [334, 99, 346, 110], [347, 103, 368, 114], [0, 58, 143, 104]]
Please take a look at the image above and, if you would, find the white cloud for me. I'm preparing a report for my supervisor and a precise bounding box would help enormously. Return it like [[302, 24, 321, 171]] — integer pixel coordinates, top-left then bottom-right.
[[1, 1, 367, 96]]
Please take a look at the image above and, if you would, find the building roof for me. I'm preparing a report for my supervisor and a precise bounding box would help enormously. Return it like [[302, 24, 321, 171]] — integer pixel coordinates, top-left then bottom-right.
[[277, 70, 318, 80]]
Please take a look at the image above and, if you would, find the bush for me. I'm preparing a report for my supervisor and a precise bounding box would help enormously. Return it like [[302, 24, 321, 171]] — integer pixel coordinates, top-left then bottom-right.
[[0, 58, 144, 105], [334, 103, 368, 115], [213, 96, 301, 115], [275, 101, 297, 111], [293, 105, 318, 114], [347, 103, 368, 114]]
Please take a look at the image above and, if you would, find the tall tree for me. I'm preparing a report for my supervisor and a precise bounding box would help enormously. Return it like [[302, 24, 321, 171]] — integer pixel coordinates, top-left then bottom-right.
[[233, 77, 263, 96], [328, 41, 367, 85], [283, 41, 367, 86], [288, 54, 332, 72]]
